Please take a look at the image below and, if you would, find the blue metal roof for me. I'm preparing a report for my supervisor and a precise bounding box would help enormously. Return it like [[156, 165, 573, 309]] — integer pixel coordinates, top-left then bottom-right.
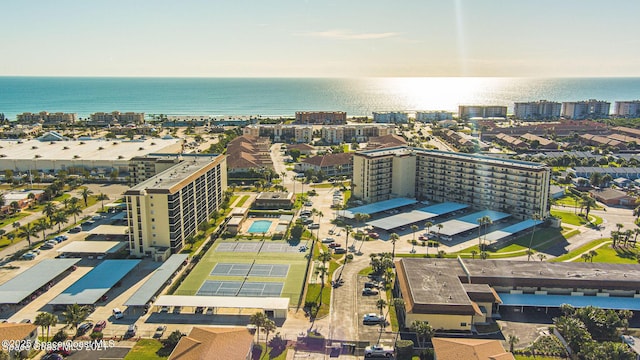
[[340, 197, 417, 218], [484, 219, 544, 242], [49, 259, 140, 305], [457, 210, 511, 224], [124, 254, 188, 307], [499, 293, 640, 311], [418, 202, 469, 215]]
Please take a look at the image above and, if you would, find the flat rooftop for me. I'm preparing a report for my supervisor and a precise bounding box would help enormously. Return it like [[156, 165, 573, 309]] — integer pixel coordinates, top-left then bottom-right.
[[57, 241, 127, 254], [127, 155, 223, 193], [86, 225, 128, 235], [435, 219, 478, 237], [0, 138, 180, 161], [357, 146, 547, 170], [484, 219, 544, 243], [499, 293, 640, 311], [0, 259, 80, 304], [418, 202, 469, 215], [154, 295, 289, 310], [49, 260, 140, 305], [367, 210, 434, 231], [124, 254, 188, 307], [339, 197, 417, 219]]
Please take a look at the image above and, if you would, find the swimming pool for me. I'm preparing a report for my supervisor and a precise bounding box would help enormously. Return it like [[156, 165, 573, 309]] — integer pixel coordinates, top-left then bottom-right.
[[248, 220, 272, 233]]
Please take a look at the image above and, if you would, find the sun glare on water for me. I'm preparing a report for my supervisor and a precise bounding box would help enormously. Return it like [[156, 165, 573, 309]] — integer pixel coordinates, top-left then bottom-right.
[[377, 77, 513, 112]]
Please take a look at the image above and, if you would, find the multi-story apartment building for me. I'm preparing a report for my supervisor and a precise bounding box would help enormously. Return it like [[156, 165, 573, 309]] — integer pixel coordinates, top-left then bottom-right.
[[458, 106, 507, 119], [89, 111, 145, 126], [128, 156, 184, 186], [562, 100, 610, 120], [321, 124, 394, 144], [125, 155, 227, 259], [614, 101, 640, 117], [16, 111, 77, 125], [294, 111, 346, 125], [243, 124, 313, 143], [373, 112, 409, 124], [513, 100, 562, 120], [352, 147, 550, 220], [415, 111, 454, 122]]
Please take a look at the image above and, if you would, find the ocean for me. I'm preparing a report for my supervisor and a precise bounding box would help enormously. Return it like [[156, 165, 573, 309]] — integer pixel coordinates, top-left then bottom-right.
[[1, 77, 639, 119]]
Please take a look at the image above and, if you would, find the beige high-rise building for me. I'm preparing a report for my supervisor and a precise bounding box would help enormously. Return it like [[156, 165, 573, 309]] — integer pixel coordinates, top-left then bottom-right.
[[125, 155, 227, 259], [352, 147, 550, 220]]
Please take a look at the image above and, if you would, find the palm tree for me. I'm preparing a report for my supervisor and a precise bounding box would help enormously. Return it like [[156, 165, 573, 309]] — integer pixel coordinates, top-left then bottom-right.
[[424, 221, 433, 239], [588, 249, 598, 262], [410, 320, 435, 348], [80, 187, 93, 207], [316, 265, 328, 290], [389, 233, 399, 259], [35, 218, 49, 240], [42, 202, 57, 221], [52, 211, 69, 232], [376, 299, 387, 319], [580, 194, 596, 218], [318, 250, 332, 266], [411, 224, 419, 243], [249, 312, 267, 343], [316, 211, 324, 246], [581, 253, 591, 262], [470, 250, 477, 259], [527, 214, 541, 261], [507, 334, 519, 353], [67, 203, 83, 224], [344, 225, 352, 252], [63, 304, 89, 334], [18, 223, 36, 247], [480, 251, 489, 260], [96, 193, 109, 211], [261, 319, 276, 346], [35, 312, 57, 341], [436, 223, 443, 239], [537, 253, 546, 261]]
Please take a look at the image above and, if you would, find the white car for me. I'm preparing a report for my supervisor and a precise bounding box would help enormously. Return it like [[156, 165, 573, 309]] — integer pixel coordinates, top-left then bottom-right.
[[321, 238, 335, 243], [112, 308, 124, 319], [363, 313, 384, 325]]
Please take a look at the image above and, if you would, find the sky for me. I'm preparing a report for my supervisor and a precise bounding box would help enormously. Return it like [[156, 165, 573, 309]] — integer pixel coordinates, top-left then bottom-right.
[[1, 0, 640, 78]]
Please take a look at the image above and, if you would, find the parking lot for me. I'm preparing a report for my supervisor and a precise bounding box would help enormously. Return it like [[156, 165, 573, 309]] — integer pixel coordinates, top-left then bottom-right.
[[356, 276, 388, 343]]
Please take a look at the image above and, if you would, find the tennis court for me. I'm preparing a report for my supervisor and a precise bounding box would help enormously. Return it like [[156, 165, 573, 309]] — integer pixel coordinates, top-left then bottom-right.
[[210, 263, 289, 277], [197, 280, 284, 297]]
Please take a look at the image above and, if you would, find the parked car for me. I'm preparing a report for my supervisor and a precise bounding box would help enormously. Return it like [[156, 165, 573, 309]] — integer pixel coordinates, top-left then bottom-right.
[[362, 313, 384, 325], [362, 288, 379, 296], [93, 320, 106, 332], [173, 306, 182, 314], [70, 226, 82, 233], [112, 308, 123, 319], [125, 324, 137, 338], [153, 325, 167, 338], [40, 243, 54, 250], [328, 243, 342, 248], [195, 307, 204, 314], [77, 322, 93, 334], [160, 306, 170, 313], [368, 232, 380, 239], [364, 282, 379, 289], [333, 247, 346, 254], [42, 353, 64, 360], [364, 344, 394, 358], [21, 252, 36, 260], [308, 223, 319, 229], [304, 201, 313, 206], [321, 237, 335, 243]]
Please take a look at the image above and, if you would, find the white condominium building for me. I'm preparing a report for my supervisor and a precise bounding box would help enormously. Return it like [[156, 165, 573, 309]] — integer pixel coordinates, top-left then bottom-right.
[[614, 101, 640, 117], [373, 112, 409, 124], [458, 106, 508, 119], [125, 155, 227, 259], [352, 147, 550, 220], [513, 100, 561, 120], [562, 99, 610, 120]]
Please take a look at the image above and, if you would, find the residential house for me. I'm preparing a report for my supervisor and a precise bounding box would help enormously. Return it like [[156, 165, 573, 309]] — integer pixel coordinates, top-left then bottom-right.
[[0, 323, 38, 360], [589, 188, 637, 206], [432, 338, 515, 360], [295, 153, 353, 178], [168, 327, 254, 360]]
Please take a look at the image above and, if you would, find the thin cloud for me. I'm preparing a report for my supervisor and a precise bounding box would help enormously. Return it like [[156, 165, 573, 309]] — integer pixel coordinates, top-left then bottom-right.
[[302, 29, 400, 40]]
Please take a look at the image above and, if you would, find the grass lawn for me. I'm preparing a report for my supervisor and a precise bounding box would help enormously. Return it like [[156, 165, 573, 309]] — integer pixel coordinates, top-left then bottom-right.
[[454, 228, 568, 259], [554, 192, 603, 210], [550, 210, 601, 226], [236, 195, 250, 207], [253, 343, 289, 360], [123, 339, 170, 360], [573, 244, 640, 264], [550, 238, 610, 262]]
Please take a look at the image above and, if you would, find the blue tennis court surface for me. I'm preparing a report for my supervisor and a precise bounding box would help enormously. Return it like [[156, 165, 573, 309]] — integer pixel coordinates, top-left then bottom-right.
[[211, 263, 289, 277], [197, 280, 283, 297], [49, 259, 140, 305]]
